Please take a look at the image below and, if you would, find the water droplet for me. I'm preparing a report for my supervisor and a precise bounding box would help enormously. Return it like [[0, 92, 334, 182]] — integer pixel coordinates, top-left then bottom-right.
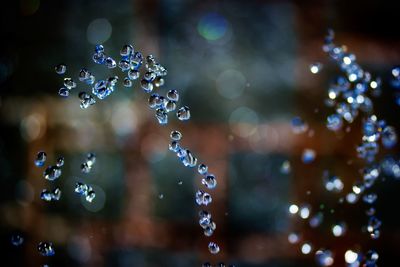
[[63, 78, 76, 90], [178, 180, 183, 185], [288, 232, 300, 244], [120, 44, 133, 57], [167, 89, 179, 101], [169, 141, 180, 152], [302, 149, 316, 164], [81, 163, 91, 174], [85, 190, 96, 202], [315, 249, 334, 266], [38, 242, 55, 256], [55, 64, 66, 75], [363, 193, 377, 204], [177, 106, 191, 121], [35, 151, 47, 167], [208, 242, 220, 254], [141, 79, 154, 93], [79, 92, 96, 109], [344, 250, 359, 264], [154, 77, 165, 87], [198, 164, 208, 175], [58, 87, 69, 97], [170, 130, 182, 141], [52, 187, 61, 201], [105, 57, 116, 68], [310, 63, 323, 74], [195, 190, 212, 206], [155, 108, 168, 125], [128, 69, 140, 80], [180, 149, 197, 167], [43, 166, 62, 181], [75, 182, 88, 195], [291, 116, 308, 134], [280, 160, 291, 174], [56, 157, 64, 167], [40, 190, 53, 202], [381, 126, 397, 148], [332, 222, 347, 237], [93, 52, 106, 64], [202, 174, 217, 189], [123, 77, 132, 87], [165, 100, 177, 112], [301, 242, 312, 254], [11, 234, 24, 246], [326, 114, 343, 131]]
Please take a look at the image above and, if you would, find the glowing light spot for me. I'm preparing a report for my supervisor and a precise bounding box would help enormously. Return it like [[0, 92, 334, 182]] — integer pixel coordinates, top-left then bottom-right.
[[345, 250, 358, 264], [198, 13, 228, 41], [289, 204, 299, 214]]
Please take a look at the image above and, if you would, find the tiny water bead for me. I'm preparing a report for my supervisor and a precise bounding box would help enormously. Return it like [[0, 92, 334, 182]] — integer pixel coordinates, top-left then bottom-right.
[[208, 242, 220, 254], [56, 157, 64, 167], [326, 114, 343, 131], [38, 242, 55, 256], [43, 166, 62, 181], [169, 141, 180, 152], [315, 249, 334, 266], [302, 149, 316, 164], [40, 187, 62, 202], [167, 89, 179, 101], [155, 108, 168, 125], [291, 116, 308, 134], [35, 151, 47, 167], [78, 92, 96, 109], [74, 182, 96, 203], [363, 193, 377, 204], [195, 190, 212, 206], [288, 232, 300, 244], [55, 64, 66, 75], [310, 63, 323, 74], [123, 77, 132, 87], [179, 149, 198, 167], [81, 152, 96, 173], [280, 160, 291, 174], [301, 242, 312, 254], [332, 222, 347, 237], [58, 87, 69, 97], [63, 78, 76, 90], [198, 164, 208, 175], [176, 106, 191, 121], [11, 234, 24, 246], [170, 130, 182, 141], [128, 69, 140, 80], [202, 174, 217, 189]]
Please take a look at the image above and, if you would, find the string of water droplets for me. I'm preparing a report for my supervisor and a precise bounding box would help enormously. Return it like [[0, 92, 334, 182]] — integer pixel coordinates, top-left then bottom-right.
[[17, 43, 228, 265], [287, 29, 398, 266]]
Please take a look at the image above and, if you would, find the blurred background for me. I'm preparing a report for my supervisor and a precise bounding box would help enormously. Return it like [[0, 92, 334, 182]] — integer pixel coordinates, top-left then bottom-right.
[[1, 0, 400, 266]]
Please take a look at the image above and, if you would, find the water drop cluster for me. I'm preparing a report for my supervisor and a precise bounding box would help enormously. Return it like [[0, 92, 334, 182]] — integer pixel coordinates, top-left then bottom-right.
[[74, 182, 96, 203]]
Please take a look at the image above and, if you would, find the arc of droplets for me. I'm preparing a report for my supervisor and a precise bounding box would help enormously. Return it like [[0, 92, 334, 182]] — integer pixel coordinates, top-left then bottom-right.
[[55, 43, 222, 259], [287, 29, 399, 267]]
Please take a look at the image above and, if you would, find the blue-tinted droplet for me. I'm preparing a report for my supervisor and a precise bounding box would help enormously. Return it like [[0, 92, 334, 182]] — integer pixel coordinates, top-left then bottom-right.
[[55, 64, 66, 75], [38, 242, 55, 256], [35, 151, 47, 167], [43, 166, 62, 181], [177, 106, 191, 121], [11, 234, 24, 246]]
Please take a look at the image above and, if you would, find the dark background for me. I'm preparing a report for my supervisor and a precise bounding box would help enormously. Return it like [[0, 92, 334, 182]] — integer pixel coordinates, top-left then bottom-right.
[[1, 0, 400, 266]]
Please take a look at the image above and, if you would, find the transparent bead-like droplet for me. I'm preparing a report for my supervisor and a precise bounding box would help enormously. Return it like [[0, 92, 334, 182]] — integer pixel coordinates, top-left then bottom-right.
[[43, 166, 62, 181], [58, 88, 69, 97], [202, 174, 217, 189], [155, 108, 168, 125], [302, 149, 316, 164], [105, 57, 117, 68], [170, 130, 182, 141], [198, 164, 208, 175], [165, 101, 177, 112], [11, 234, 24, 246], [280, 160, 291, 174], [180, 149, 197, 167], [141, 79, 154, 93], [35, 151, 47, 167], [120, 44, 134, 57], [310, 63, 323, 74], [128, 69, 140, 80], [315, 249, 334, 266], [38, 242, 55, 256], [56, 157, 64, 167], [154, 77, 165, 87], [291, 116, 308, 134], [169, 141, 180, 152], [177, 106, 191, 121], [52, 187, 61, 201], [40, 190, 53, 202], [75, 182, 88, 195], [195, 190, 212, 206], [63, 78, 76, 90], [381, 126, 397, 148], [144, 71, 156, 82], [79, 92, 96, 109], [55, 64, 66, 75], [208, 242, 220, 254], [148, 94, 160, 109], [81, 163, 91, 174], [123, 77, 132, 87], [167, 89, 179, 101], [85, 190, 96, 202], [326, 114, 343, 131]]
